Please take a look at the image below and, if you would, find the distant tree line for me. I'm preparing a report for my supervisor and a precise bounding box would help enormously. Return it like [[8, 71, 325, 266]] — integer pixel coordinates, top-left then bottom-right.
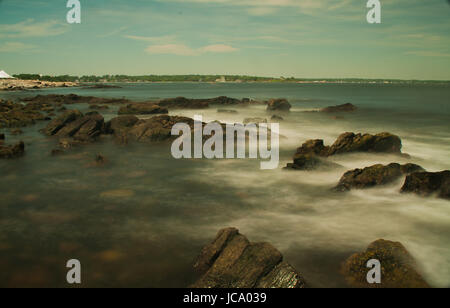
[[11, 74, 448, 84]]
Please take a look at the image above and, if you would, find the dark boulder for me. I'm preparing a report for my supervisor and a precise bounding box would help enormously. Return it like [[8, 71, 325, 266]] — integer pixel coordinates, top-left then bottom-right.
[[55, 112, 104, 141], [321, 103, 357, 113], [191, 228, 306, 288], [335, 163, 425, 191], [341, 239, 430, 288], [401, 170, 450, 200], [266, 99, 291, 111], [0, 141, 25, 159], [328, 132, 402, 155], [118, 103, 168, 115]]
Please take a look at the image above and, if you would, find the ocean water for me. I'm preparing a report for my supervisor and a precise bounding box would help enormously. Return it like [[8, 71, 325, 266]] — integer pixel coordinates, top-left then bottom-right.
[[0, 82, 449, 287]]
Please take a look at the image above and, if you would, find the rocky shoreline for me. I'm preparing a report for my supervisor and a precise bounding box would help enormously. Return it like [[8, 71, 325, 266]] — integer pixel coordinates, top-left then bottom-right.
[[0, 91, 448, 288], [0, 79, 78, 91]]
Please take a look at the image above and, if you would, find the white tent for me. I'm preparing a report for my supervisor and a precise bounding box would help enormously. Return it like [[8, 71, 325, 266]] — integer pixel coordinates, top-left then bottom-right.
[[0, 70, 13, 79]]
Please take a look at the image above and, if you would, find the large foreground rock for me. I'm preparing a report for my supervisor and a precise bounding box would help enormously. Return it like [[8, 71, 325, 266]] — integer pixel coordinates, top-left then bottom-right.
[[401, 171, 450, 200], [341, 239, 430, 288], [118, 103, 168, 115], [335, 163, 424, 191], [191, 228, 305, 288], [285, 132, 405, 170], [266, 99, 291, 112], [0, 141, 25, 159]]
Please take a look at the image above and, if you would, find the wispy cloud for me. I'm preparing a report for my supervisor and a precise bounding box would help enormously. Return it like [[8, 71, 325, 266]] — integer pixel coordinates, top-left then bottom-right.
[[405, 51, 450, 58], [0, 42, 36, 53], [146, 43, 238, 56], [0, 19, 67, 38], [124, 35, 177, 44]]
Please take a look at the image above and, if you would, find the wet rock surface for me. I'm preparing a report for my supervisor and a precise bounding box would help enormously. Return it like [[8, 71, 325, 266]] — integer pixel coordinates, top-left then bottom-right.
[[321, 103, 357, 113], [43, 110, 104, 142], [341, 239, 430, 288], [266, 98, 291, 111], [401, 170, 450, 200], [285, 132, 405, 170], [191, 228, 306, 288], [335, 163, 425, 191]]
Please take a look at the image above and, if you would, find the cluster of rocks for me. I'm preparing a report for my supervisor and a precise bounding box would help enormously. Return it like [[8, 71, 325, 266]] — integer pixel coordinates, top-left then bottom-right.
[[192, 228, 430, 288], [191, 228, 306, 288], [23, 94, 131, 106], [285, 132, 404, 170], [0, 99, 49, 128]]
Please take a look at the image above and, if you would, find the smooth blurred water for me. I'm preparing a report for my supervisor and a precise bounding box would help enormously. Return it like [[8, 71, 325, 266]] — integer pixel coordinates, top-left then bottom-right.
[[0, 83, 449, 287]]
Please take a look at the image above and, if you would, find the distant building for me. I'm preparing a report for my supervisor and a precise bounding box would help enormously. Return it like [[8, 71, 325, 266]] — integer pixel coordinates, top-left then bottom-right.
[[215, 76, 226, 83], [0, 70, 13, 79]]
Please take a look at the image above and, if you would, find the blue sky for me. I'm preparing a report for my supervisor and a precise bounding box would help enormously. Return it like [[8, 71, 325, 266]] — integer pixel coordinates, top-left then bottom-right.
[[0, 0, 449, 79]]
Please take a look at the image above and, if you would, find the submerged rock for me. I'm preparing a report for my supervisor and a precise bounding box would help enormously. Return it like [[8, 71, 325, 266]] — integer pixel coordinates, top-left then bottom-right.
[[118, 103, 168, 115], [0, 141, 25, 159], [335, 163, 425, 191], [401, 170, 450, 200], [191, 228, 306, 288], [321, 103, 357, 113], [266, 98, 291, 112], [341, 239, 430, 288]]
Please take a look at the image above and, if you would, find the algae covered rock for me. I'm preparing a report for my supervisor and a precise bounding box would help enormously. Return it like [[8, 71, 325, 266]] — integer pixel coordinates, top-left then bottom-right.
[[401, 170, 450, 200], [341, 239, 430, 288], [335, 163, 424, 191]]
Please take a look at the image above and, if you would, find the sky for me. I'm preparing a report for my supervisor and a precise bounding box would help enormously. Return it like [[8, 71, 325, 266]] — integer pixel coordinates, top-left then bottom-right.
[[0, 0, 449, 79]]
